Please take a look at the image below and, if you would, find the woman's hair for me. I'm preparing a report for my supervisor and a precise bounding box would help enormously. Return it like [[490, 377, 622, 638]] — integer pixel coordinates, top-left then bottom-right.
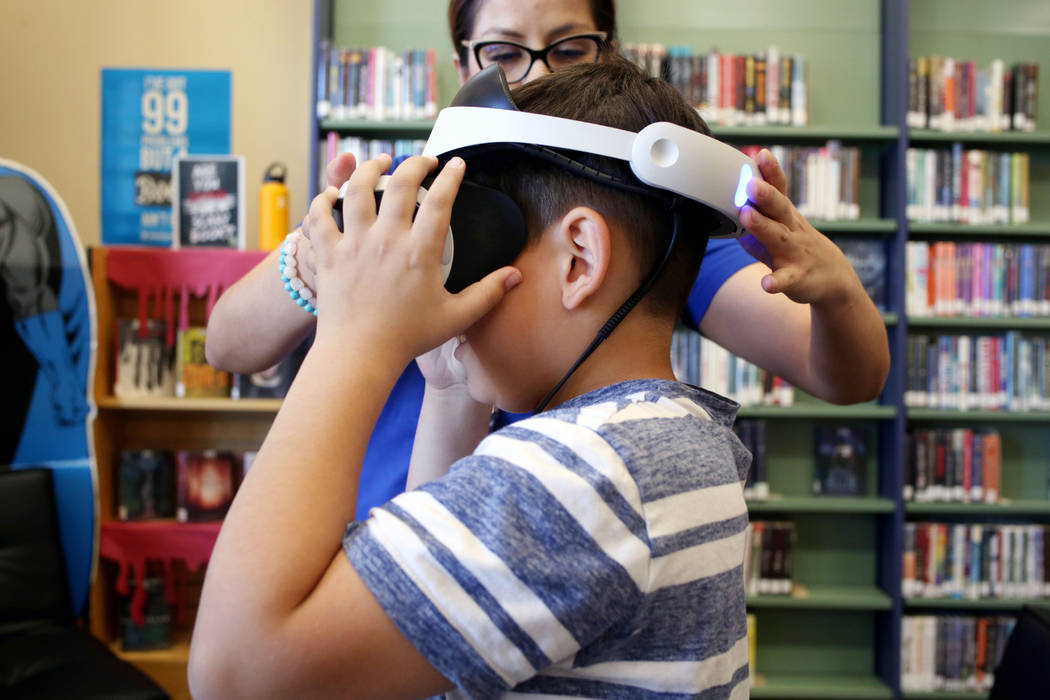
[[448, 0, 618, 65]]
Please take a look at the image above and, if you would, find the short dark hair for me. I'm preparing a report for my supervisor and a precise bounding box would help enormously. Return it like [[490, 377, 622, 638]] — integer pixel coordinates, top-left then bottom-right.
[[469, 57, 717, 320], [448, 0, 618, 66]]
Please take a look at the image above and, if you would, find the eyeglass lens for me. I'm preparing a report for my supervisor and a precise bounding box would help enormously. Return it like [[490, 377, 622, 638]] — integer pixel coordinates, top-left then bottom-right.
[[476, 36, 601, 82]]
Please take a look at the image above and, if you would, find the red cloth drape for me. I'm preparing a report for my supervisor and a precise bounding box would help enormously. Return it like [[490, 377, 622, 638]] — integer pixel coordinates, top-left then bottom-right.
[[100, 521, 221, 625], [105, 246, 267, 343]]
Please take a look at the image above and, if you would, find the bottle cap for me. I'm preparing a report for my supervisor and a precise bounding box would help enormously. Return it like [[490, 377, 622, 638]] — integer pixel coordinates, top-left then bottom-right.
[[263, 162, 287, 183]]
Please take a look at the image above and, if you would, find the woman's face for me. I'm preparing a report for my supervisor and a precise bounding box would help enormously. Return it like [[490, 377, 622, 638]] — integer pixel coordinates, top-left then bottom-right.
[[458, 0, 599, 85]]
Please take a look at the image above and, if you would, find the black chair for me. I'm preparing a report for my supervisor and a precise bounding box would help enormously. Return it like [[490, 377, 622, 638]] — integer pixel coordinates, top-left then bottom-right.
[[989, 603, 1050, 699], [0, 467, 168, 699]]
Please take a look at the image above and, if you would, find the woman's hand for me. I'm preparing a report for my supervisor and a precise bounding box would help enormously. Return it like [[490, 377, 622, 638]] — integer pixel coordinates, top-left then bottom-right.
[[737, 148, 857, 309]]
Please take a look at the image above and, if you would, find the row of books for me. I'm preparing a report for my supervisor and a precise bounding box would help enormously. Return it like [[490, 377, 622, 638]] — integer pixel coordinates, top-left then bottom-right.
[[671, 329, 794, 407], [904, 148, 1030, 224], [737, 421, 874, 500], [904, 332, 1050, 411], [904, 428, 1002, 504], [621, 43, 808, 127], [738, 143, 862, 222], [318, 134, 427, 186], [907, 56, 1040, 132], [315, 43, 438, 121], [902, 523, 1050, 600], [743, 521, 796, 596], [119, 448, 255, 523], [906, 241, 1050, 318], [900, 615, 1015, 693], [114, 320, 305, 400]]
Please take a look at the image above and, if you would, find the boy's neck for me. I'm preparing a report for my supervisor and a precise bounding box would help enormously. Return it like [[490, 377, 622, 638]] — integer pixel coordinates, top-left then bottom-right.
[[543, 313, 677, 409]]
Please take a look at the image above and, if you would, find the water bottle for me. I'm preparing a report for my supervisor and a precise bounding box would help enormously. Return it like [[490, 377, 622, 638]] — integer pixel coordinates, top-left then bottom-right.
[[259, 162, 288, 251]]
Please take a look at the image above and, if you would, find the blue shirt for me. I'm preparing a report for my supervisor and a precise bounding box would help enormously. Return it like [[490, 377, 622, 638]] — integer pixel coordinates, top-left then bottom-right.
[[354, 237, 755, 519], [344, 379, 751, 698]]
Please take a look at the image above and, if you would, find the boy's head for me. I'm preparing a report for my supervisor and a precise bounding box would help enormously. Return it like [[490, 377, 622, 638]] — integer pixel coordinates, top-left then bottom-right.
[[455, 57, 721, 412], [469, 55, 717, 322]]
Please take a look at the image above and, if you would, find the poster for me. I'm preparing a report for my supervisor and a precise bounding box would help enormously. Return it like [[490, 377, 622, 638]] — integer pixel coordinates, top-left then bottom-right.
[[101, 68, 231, 246], [172, 155, 245, 248]]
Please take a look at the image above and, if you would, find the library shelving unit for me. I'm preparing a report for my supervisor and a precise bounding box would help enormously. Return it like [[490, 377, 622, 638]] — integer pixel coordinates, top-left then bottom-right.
[[87, 247, 277, 700], [900, 1, 1050, 698]]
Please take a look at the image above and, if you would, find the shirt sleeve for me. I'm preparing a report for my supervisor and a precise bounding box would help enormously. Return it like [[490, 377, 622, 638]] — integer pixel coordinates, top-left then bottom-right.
[[343, 425, 648, 697], [682, 237, 758, 331]]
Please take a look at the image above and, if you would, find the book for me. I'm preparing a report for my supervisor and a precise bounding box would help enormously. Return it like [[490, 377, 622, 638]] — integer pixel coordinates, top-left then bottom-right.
[[119, 567, 172, 652], [838, 239, 887, 311], [118, 449, 175, 520], [176, 450, 239, 522], [232, 355, 297, 400], [814, 426, 869, 496], [176, 326, 231, 398], [113, 318, 177, 399]]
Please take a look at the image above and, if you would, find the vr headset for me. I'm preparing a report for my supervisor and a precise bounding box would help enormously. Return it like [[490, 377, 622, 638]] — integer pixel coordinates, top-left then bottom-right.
[[333, 63, 759, 293]]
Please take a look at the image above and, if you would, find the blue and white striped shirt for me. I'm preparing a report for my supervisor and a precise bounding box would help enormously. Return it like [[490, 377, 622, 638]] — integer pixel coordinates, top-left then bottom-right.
[[344, 379, 752, 699]]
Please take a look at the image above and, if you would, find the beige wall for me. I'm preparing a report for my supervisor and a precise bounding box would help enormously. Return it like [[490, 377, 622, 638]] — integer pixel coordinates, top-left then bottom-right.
[[0, 0, 313, 248]]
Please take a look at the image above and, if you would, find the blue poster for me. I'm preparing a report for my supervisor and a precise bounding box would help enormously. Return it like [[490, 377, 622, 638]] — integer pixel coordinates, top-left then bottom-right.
[[101, 68, 231, 246]]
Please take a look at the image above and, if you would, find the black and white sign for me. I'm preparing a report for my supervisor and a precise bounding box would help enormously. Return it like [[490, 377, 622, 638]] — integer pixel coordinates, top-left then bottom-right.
[[171, 155, 245, 249]]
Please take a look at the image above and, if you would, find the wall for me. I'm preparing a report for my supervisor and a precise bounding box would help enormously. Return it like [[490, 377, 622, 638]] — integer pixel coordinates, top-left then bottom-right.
[[0, 0, 313, 248]]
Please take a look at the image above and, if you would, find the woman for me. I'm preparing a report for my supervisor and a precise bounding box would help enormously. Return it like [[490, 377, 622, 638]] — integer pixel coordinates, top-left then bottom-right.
[[205, 0, 889, 514]]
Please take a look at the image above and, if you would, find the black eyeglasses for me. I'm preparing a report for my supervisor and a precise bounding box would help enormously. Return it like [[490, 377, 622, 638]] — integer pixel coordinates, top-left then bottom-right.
[[462, 32, 608, 84]]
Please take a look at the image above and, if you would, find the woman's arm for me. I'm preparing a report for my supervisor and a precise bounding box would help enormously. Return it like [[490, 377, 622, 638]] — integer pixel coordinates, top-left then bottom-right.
[[699, 149, 890, 404], [204, 153, 357, 374]]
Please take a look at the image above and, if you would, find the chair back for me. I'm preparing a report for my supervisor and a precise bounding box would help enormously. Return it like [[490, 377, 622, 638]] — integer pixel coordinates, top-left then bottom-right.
[[0, 468, 73, 625], [0, 159, 98, 617]]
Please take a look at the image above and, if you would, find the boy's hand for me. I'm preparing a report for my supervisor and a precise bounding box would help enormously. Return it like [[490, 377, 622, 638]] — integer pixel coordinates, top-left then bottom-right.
[[737, 148, 856, 307], [303, 154, 521, 365]]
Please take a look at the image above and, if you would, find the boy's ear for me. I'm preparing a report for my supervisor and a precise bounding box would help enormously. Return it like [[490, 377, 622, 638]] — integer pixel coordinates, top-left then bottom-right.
[[557, 206, 612, 310]]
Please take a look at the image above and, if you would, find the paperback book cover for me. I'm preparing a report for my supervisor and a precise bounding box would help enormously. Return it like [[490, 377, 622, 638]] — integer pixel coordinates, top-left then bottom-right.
[[176, 326, 231, 398], [119, 567, 172, 651], [814, 425, 869, 496], [113, 318, 176, 398], [176, 450, 239, 522], [118, 449, 175, 520]]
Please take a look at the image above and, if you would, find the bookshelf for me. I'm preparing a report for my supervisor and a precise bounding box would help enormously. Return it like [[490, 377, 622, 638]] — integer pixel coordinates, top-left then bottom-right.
[[87, 247, 276, 700], [901, 2, 1050, 697]]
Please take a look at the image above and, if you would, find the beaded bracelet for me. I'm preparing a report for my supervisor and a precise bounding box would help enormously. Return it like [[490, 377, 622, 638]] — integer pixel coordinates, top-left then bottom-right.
[[278, 231, 318, 316]]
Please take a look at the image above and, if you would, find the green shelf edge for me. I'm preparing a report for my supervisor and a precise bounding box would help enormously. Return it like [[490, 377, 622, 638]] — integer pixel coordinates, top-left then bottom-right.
[[749, 496, 895, 514], [901, 691, 988, 699], [908, 129, 1050, 146], [748, 585, 892, 610], [882, 312, 899, 325], [751, 674, 893, 699], [906, 409, 1050, 423], [905, 500, 1050, 515], [319, 118, 436, 133], [907, 223, 1050, 237], [907, 316, 1050, 329], [903, 597, 1041, 611], [738, 404, 896, 419], [712, 125, 899, 141], [814, 218, 898, 234]]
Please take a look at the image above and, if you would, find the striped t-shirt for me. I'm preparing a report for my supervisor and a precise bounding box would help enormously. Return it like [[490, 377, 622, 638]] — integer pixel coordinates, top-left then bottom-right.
[[343, 378, 752, 699]]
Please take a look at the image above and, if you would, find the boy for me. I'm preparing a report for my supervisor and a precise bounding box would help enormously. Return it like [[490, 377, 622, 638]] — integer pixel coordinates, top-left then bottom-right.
[[190, 58, 751, 699]]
